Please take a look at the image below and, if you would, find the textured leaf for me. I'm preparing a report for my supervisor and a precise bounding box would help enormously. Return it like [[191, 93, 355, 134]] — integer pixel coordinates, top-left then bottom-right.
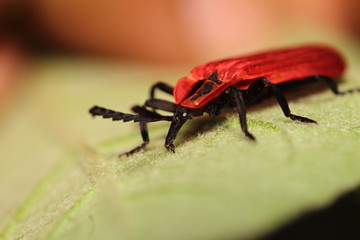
[[1, 41, 360, 240]]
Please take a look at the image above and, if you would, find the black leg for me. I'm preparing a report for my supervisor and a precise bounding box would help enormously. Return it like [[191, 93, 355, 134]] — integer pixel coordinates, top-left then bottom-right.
[[231, 86, 256, 140], [130, 105, 173, 122], [119, 120, 149, 157], [150, 82, 174, 98], [118, 105, 175, 156], [145, 98, 177, 113], [164, 107, 190, 152], [313, 75, 360, 95], [117, 106, 153, 157], [245, 77, 317, 123], [89, 105, 172, 157]]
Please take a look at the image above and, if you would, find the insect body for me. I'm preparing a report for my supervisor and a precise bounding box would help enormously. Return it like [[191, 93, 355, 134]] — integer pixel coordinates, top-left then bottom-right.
[[90, 45, 359, 156]]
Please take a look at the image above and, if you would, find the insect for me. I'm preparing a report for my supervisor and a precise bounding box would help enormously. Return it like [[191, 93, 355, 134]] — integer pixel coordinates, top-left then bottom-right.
[[90, 45, 360, 157]]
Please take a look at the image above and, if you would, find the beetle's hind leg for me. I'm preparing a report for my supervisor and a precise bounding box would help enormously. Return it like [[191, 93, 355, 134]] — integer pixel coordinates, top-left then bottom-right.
[[312, 75, 360, 95], [245, 77, 317, 123], [230, 86, 256, 141]]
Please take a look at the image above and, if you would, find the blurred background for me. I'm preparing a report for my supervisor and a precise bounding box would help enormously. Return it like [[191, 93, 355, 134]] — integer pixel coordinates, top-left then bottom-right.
[[2, 1, 360, 239], [1, 0, 360, 104]]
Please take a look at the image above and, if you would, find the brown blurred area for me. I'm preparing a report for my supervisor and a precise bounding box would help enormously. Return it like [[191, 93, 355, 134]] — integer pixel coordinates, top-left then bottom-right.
[[1, 0, 360, 102]]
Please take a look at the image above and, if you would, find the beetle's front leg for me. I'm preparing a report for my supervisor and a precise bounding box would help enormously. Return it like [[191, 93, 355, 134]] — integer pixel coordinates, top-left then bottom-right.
[[150, 82, 174, 98], [119, 120, 149, 157], [145, 98, 177, 113], [118, 105, 172, 157], [165, 107, 191, 152], [148, 82, 174, 113]]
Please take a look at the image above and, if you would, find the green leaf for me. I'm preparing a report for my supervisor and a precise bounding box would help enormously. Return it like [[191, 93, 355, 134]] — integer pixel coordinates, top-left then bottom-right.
[[1, 42, 360, 240]]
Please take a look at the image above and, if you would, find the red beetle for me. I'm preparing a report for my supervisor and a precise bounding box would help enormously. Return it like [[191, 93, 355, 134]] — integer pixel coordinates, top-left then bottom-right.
[[90, 45, 359, 156]]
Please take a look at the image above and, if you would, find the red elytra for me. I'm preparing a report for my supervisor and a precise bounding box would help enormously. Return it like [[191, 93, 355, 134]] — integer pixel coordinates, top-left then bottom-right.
[[174, 45, 345, 108]]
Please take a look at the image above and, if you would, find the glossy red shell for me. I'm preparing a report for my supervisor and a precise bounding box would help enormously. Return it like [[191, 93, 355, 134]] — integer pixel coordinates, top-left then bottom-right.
[[173, 45, 346, 109]]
